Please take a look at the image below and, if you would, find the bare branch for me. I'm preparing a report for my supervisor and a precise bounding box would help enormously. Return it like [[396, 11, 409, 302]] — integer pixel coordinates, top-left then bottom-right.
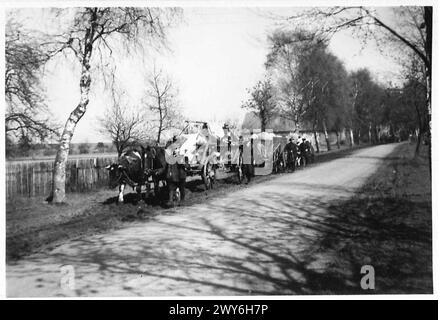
[[144, 65, 181, 144], [5, 17, 60, 142]]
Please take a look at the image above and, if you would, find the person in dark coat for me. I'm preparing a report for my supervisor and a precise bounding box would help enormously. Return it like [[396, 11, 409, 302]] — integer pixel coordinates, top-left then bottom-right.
[[283, 138, 297, 171], [299, 137, 314, 164], [166, 157, 189, 207]]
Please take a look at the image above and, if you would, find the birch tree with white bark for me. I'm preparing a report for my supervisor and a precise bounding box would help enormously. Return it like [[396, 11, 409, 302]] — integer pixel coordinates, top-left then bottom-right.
[[42, 7, 181, 203]]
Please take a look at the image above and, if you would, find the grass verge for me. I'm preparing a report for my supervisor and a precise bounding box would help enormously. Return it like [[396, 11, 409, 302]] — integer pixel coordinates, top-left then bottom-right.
[[314, 142, 432, 294]]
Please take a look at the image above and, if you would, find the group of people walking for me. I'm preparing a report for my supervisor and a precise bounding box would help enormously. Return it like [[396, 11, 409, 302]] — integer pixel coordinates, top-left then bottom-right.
[[279, 137, 315, 172]]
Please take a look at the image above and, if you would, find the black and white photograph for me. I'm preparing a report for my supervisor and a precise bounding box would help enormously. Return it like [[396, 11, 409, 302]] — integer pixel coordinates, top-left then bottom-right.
[[2, 1, 434, 298]]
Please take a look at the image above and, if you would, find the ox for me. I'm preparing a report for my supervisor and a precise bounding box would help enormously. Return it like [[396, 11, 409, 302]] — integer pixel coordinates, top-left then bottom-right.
[[106, 148, 147, 203], [143, 145, 188, 207]]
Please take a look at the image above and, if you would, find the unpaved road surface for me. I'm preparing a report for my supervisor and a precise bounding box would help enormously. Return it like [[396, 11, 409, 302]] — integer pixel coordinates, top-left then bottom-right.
[[7, 143, 402, 296]]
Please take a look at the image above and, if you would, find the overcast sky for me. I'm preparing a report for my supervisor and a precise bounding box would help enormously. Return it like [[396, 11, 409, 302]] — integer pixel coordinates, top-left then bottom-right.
[[10, 6, 403, 143]]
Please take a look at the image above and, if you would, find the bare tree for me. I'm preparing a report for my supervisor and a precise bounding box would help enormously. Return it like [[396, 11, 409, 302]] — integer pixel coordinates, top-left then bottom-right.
[[145, 66, 180, 145], [43, 7, 181, 203], [5, 17, 59, 143], [242, 78, 277, 132], [98, 91, 146, 157]]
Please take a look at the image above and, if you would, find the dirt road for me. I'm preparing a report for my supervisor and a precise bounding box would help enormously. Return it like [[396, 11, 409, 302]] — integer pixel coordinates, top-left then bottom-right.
[[7, 143, 406, 296]]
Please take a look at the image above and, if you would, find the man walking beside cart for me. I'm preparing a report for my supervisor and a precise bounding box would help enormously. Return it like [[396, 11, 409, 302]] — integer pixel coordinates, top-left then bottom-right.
[[283, 138, 298, 172]]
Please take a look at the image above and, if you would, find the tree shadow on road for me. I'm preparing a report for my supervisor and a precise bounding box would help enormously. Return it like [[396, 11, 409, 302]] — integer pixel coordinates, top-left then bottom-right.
[[12, 184, 430, 296], [8, 143, 432, 296]]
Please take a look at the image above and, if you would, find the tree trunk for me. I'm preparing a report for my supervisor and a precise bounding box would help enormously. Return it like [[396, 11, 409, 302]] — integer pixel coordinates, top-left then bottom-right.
[[117, 146, 123, 157], [336, 131, 340, 149], [313, 131, 320, 153], [312, 120, 320, 153], [322, 120, 331, 151], [50, 26, 94, 203], [51, 77, 91, 202], [157, 98, 163, 144], [368, 123, 372, 144], [157, 121, 162, 145], [116, 140, 123, 157], [261, 118, 266, 132], [376, 126, 381, 144], [349, 128, 355, 147], [425, 6, 432, 174], [425, 99, 431, 171], [414, 101, 424, 156], [415, 130, 424, 155]]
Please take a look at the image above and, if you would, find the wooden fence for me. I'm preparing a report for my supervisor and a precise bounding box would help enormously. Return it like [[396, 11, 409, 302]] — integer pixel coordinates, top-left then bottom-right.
[[5, 156, 117, 200]]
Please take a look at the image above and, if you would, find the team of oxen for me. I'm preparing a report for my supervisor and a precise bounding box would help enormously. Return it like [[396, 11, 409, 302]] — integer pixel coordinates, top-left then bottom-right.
[[106, 145, 185, 206], [105, 126, 315, 207]]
